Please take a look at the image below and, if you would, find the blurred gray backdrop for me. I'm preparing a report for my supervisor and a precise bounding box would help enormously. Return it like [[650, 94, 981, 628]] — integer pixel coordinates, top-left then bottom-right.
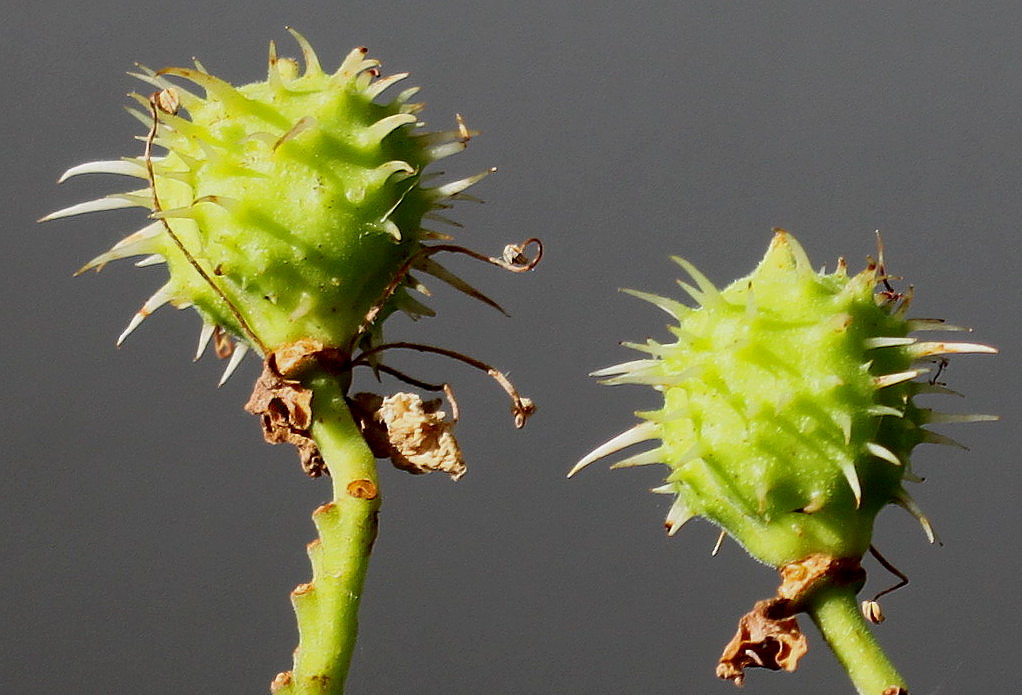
[[4, 2, 1019, 693]]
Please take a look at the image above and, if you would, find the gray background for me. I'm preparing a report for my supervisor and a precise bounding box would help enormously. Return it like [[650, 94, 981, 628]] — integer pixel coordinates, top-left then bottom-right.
[[4, 2, 1019, 693]]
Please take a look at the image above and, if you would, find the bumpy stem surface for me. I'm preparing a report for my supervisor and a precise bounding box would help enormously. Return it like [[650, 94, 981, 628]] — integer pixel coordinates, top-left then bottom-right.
[[273, 373, 380, 695], [805, 582, 907, 695]]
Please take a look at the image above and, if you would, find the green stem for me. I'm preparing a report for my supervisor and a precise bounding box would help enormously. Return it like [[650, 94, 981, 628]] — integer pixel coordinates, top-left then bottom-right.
[[805, 582, 907, 695], [272, 373, 380, 695]]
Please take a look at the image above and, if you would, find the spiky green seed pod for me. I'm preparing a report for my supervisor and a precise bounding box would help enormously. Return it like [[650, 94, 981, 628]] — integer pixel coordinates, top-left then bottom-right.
[[574, 230, 996, 569], [45, 32, 538, 695], [44, 29, 489, 375]]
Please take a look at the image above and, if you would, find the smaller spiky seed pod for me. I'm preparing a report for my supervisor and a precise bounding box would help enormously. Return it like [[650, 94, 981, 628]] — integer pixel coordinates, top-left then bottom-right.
[[573, 230, 996, 691], [44, 29, 498, 375], [573, 230, 996, 568]]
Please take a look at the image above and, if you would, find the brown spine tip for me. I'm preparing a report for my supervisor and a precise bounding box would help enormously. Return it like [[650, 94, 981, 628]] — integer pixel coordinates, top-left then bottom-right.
[[347, 478, 379, 499], [313, 502, 337, 517], [306, 538, 321, 552], [271, 671, 293, 693], [292, 582, 315, 596]]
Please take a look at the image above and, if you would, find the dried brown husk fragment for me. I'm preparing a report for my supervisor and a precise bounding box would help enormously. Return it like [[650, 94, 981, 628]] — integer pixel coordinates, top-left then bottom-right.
[[716, 597, 808, 686], [245, 362, 325, 476], [716, 554, 865, 686], [244, 339, 347, 478], [351, 392, 466, 479]]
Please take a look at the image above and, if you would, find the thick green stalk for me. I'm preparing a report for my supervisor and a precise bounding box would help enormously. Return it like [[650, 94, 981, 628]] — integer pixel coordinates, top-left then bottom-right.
[[805, 582, 907, 695], [272, 373, 380, 695]]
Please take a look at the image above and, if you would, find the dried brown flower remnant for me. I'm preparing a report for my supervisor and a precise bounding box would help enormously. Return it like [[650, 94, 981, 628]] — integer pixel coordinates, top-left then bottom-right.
[[352, 392, 466, 479], [717, 554, 866, 686], [245, 359, 325, 477], [716, 597, 808, 686]]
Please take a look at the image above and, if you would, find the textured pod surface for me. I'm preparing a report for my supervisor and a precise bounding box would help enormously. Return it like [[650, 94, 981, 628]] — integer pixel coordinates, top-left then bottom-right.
[[576, 230, 996, 567], [47, 30, 487, 360]]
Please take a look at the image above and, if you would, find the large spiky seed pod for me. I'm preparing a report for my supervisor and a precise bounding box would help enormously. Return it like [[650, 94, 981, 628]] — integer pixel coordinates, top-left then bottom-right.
[[572, 230, 996, 693], [45, 28, 495, 376], [45, 31, 539, 695]]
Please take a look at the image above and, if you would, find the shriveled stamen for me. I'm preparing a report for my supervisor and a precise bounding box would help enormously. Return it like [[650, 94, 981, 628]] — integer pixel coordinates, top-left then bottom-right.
[[352, 342, 534, 429], [353, 238, 542, 346]]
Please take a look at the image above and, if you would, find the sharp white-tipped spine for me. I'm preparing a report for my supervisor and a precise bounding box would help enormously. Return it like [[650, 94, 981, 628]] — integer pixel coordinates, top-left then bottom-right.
[[40, 196, 141, 222], [335, 47, 378, 80], [744, 283, 758, 319], [894, 489, 937, 544], [284, 27, 323, 76], [364, 72, 409, 99], [874, 369, 926, 389], [590, 360, 657, 378], [674, 278, 715, 306], [596, 365, 695, 388], [218, 342, 250, 386], [446, 192, 484, 204], [378, 218, 402, 240], [908, 341, 998, 358], [665, 496, 694, 536], [365, 113, 417, 143], [422, 211, 463, 228], [711, 530, 727, 556], [393, 290, 436, 319], [776, 230, 814, 271], [117, 284, 175, 346], [130, 63, 201, 104], [609, 448, 664, 469], [78, 221, 164, 273], [902, 468, 925, 484], [195, 323, 216, 361], [432, 168, 495, 199], [834, 411, 852, 444], [915, 382, 963, 397], [864, 336, 916, 349], [373, 159, 416, 180], [670, 256, 720, 300], [838, 458, 862, 506], [920, 430, 968, 449], [920, 410, 998, 425], [867, 405, 904, 418], [58, 160, 148, 182], [620, 340, 666, 357], [621, 288, 690, 319], [395, 86, 421, 105], [428, 140, 469, 162], [415, 257, 507, 314], [569, 421, 660, 477], [135, 254, 165, 267], [905, 318, 968, 332], [866, 442, 902, 466]]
